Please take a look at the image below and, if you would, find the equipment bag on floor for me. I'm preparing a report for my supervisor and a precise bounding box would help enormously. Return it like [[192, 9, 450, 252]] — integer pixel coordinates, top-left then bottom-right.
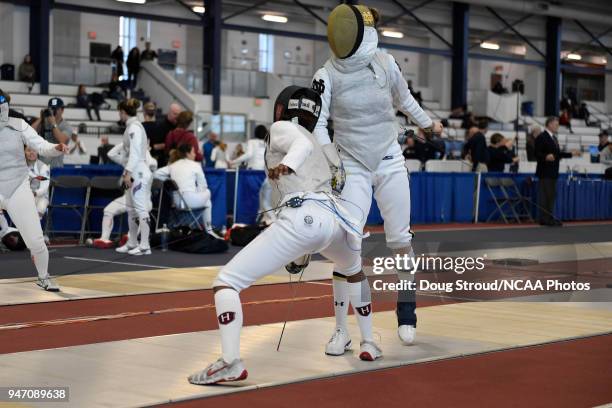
[[228, 224, 268, 247], [151, 226, 228, 254]]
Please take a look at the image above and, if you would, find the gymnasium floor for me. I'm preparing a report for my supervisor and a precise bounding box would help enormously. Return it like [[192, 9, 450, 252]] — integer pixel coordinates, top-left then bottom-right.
[[0, 222, 611, 407]]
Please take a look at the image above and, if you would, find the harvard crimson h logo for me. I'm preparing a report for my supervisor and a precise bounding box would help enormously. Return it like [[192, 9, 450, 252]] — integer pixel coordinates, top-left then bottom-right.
[[218, 311, 236, 325]]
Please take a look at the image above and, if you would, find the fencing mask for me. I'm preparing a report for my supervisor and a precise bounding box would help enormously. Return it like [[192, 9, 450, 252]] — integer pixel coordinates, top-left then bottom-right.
[[0, 94, 9, 130], [2, 230, 26, 251], [327, 4, 376, 59], [273, 86, 322, 133]]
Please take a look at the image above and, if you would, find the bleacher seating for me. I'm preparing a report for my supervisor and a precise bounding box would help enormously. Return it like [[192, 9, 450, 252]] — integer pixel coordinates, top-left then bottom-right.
[[425, 160, 468, 172], [404, 159, 422, 173]]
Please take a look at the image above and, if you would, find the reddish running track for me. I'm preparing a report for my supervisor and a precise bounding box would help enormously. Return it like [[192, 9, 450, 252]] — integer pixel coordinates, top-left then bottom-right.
[[158, 334, 612, 408], [0, 282, 446, 354]]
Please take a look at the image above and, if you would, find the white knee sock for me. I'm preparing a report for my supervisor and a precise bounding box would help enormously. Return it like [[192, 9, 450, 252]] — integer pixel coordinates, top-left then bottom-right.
[[100, 212, 114, 241], [348, 279, 373, 342], [332, 273, 349, 330], [127, 215, 139, 247], [138, 216, 150, 249], [203, 205, 213, 233], [215, 288, 243, 363], [31, 238, 49, 280]]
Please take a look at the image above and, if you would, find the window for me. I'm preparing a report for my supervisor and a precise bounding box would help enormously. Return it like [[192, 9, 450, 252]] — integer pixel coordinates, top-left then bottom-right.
[[259, 34, 274, 73], [119, 16, 137, 59]]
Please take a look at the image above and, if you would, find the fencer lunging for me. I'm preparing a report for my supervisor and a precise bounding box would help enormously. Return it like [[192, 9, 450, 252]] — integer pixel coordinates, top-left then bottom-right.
[[312, 4, 443, 346], [115, 99, 153, 256], [188, 86, 381, 386], [0, 91, 67, 291]]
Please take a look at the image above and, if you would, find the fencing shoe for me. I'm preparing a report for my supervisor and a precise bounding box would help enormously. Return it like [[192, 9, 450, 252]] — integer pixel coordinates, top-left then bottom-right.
[[93, 239, 114, 249], [398, 325, 416, 345], [325, 327, 352, 356], [359, 340, 383, 361], [188, 358, 248, 385], [116, 244, 137, 254], [37, 277, 60, 292], [127, 246, 151, 256]]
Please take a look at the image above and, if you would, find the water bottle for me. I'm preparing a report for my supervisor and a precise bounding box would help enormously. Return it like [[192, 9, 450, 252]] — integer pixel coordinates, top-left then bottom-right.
[[161, 224, 169, 252]]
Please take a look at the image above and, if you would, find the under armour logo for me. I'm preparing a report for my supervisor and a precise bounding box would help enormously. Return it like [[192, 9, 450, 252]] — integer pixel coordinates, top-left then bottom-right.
[[312, 79, 325, 95], [356, 304, 371, 316], [218, 311, 236, 325], [334, 301, 345, 307]]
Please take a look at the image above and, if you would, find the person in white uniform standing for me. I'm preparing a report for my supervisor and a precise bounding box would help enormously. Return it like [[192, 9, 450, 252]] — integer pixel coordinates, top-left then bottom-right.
[[0, 91, 67, 291], [24, 146, 51, 219], [229, 125, 276, 224], [188, 86, 381, 386], [312, 4, 443, 348], [115, 99, 154, 256], [154, 143, 214, 234], [93, 142, 158, 249]]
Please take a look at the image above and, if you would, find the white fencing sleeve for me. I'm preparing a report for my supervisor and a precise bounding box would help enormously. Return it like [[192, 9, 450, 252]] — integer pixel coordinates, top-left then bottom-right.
[[311, 67, 333, 147], [18, 119, 62, 158], [107, 143, 127, 166], [388, 55, 433, 129], [270, 121, 313, 172], [153, 165, 171, 181]]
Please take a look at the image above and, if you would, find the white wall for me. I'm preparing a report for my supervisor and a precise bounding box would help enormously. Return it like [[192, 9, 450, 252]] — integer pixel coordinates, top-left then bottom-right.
[[0, 3, 29, 67]]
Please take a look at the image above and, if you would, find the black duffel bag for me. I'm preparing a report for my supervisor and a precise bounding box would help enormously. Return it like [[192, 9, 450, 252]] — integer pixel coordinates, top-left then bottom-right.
[[151, 226, 228, 254]]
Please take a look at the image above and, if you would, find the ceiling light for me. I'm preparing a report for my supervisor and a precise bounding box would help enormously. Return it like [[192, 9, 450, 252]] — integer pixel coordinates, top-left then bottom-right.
[[192, 6, 205, 13], [116, 0, 146, 4], [262, 14, 288, 23], [382, 30, 404, 39], [566, 53, 581, 60], [480, 41, 500, 50]]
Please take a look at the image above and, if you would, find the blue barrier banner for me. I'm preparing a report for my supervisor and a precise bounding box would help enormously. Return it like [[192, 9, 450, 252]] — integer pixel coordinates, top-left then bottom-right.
[[203, 168, 227, 228], [235, 170, 266, 224], [368, 172, 476, 225], [478, 173, 610, 222], [46, 166, 612, 234]]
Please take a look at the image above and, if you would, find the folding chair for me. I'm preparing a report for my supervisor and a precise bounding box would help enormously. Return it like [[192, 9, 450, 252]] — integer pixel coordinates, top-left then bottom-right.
[[152, 178, 165, 231], [500, 178, 535, 223], [84, 176, 125, 238], [484, 177, 520, 223], [45, 175, 91, 243], [165, 180, 205, 230]]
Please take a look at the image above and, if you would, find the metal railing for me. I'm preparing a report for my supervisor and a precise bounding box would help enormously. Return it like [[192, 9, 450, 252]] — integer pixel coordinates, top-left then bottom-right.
[[52, 54, 115, 86]]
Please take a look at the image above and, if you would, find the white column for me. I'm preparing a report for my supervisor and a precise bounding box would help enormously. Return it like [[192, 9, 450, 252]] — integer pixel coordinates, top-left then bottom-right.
[[524, 41, 546, 117], [428, 28, 452, 111], [606, 58, 612, 113]]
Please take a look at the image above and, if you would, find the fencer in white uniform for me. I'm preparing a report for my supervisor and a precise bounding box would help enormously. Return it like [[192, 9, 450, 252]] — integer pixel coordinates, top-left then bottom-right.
[[93, 142, 157, 249], [154, 144, 214, 233], [0, 92, 66, 290], [230, 125, 276, 225], [115, 99, 154, 256], [312, 4, 443, 347], [25, 147, 51, 219], [188, 86, 381, 386], [210, 144, 229, 169]]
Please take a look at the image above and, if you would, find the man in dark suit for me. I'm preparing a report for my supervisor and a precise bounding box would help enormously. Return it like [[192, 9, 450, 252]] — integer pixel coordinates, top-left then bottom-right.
[[535, 117, 573, 226]]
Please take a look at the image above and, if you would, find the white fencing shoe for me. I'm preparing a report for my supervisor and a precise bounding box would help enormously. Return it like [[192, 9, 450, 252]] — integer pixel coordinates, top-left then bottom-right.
[[115, 244, 136, 254], [359, 340, 383, 361], [325, 327, 352, 356], [188, 358, 248, 385], [398, 325, 416, 345], [37, 277, 60, 292], [127, 247, 152, 256]]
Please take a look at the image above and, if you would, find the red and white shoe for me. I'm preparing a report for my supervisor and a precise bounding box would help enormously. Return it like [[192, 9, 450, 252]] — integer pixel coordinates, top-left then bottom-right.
[[359, 340, 383, 361], [188, 358, 248, 385], [93, 239, 115, 249]]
